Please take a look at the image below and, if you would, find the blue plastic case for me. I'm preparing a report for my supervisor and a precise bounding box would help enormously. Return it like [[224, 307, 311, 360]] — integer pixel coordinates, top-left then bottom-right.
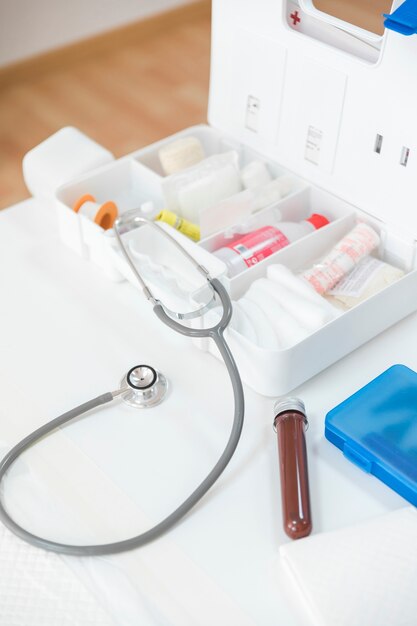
[[325, 365, 417, 505]]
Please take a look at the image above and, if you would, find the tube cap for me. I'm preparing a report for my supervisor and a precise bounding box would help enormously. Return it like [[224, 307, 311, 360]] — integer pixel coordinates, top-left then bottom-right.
[[274, 396, 306, 417], [306, 213, 330, 230], [273, 397, 308, 430]]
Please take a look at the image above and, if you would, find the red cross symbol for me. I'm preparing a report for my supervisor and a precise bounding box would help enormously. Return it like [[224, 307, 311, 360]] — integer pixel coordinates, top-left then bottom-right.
[[290, 10, 301, 26]]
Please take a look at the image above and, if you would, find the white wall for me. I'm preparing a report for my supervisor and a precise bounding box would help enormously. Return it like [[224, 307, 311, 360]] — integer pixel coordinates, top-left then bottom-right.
[[0, 0, 193, 67]]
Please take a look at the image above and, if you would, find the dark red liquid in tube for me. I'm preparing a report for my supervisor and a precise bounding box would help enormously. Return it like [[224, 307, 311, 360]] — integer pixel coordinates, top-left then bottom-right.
[[273, 398, 312, 540]]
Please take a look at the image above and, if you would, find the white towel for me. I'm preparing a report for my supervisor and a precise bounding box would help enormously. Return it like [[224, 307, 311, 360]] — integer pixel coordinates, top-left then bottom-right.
[[245, 279, 309, 347], [280, 507, 417, 626], [0, 523, 114, 626], [0, 444, 114, 626]]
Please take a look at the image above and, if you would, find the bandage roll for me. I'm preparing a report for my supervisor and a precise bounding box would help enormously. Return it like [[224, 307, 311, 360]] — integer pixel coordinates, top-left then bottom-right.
[[158, 136, 205, 176], [73, 194, 118, 230]]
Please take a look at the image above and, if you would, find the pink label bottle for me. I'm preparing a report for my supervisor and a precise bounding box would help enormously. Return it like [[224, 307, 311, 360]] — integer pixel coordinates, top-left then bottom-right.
[[214, 214, 329, 277]]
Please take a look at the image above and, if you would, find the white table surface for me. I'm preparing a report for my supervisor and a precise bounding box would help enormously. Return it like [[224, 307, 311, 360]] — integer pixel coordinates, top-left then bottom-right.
[[0, 198, 415, 625]]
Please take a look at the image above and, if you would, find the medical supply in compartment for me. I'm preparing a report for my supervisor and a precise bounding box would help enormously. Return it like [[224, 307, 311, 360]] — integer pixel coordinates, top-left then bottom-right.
[[267, 264, 333, 309], [244, 280, 307, 346], [214, 265, 339, 350], [72, 194, 118, 229], [326, 364, 417, 505], [199, 174, 296, 238], [162, 151, 242, 221], [237, 297, 280, 348], [158, 136, 205, 175], [244, 175, 296, 212], [240, 160, 272, 189], [325, 256, 405, 310], [156, 210, 200, 241], [302, 223, 380, 294], [273, 398, 312, 540], [214, 213, 329, 277], [265, 265, 339, 330], [280, 507, 417, 626]]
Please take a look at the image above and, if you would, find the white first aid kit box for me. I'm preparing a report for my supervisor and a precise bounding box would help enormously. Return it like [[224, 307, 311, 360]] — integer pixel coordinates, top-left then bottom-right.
[[22, 0, 417, 396]]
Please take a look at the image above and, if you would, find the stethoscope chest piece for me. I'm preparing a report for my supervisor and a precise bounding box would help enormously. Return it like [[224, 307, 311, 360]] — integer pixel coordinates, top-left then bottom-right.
[[121, 365, 168, 408]]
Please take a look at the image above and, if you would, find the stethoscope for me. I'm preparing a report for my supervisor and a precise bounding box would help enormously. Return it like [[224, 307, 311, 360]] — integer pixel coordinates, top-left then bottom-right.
[[0, 215, 245, 556]]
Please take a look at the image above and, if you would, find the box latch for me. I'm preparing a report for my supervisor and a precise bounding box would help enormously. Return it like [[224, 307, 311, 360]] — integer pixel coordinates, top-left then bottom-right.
[[343, 444, 373, 473]]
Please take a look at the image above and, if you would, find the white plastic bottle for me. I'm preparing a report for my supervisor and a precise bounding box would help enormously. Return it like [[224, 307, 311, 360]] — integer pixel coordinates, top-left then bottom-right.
[[213, 213, 329, 277]]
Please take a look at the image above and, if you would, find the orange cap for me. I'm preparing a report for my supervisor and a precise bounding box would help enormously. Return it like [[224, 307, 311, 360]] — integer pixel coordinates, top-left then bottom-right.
[[306, 213, 330, 230]]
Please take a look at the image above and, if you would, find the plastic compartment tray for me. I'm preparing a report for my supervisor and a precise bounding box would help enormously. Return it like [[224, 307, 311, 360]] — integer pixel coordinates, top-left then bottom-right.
[[53, 125, 417, 395]]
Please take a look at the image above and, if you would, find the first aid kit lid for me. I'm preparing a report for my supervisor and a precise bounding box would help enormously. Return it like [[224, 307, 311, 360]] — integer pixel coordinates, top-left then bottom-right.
[[208, 0, 417, 238], [325, 364, 417, 506]]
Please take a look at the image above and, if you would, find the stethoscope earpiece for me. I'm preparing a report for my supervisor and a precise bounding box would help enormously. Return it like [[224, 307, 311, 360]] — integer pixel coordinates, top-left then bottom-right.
[[120, 364, 168, 408]]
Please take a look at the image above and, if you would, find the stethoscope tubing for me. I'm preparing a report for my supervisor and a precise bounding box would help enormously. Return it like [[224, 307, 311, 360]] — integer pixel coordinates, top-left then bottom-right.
[[0, 221, 245, 555]]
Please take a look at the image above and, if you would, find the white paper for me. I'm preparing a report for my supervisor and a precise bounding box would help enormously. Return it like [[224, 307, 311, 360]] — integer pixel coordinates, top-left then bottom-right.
[[280, 507, 417, 626]]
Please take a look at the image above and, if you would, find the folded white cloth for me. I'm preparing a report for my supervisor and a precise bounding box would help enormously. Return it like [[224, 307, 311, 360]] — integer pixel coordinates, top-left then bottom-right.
[[0, 522, 114, 626], [245, 279, 308, 347], [267, 264, 339, 317], [239, 297, 280, 349], [280, 507, 417, 626], [229, 265, 341, 351]]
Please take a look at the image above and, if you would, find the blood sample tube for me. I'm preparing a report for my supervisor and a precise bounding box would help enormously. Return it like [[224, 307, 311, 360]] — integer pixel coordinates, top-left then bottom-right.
[[273, 397, 312, 540]]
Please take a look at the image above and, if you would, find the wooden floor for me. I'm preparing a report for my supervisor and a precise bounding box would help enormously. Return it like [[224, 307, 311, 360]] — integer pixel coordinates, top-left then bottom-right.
[[0, 5, 211, 210]]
